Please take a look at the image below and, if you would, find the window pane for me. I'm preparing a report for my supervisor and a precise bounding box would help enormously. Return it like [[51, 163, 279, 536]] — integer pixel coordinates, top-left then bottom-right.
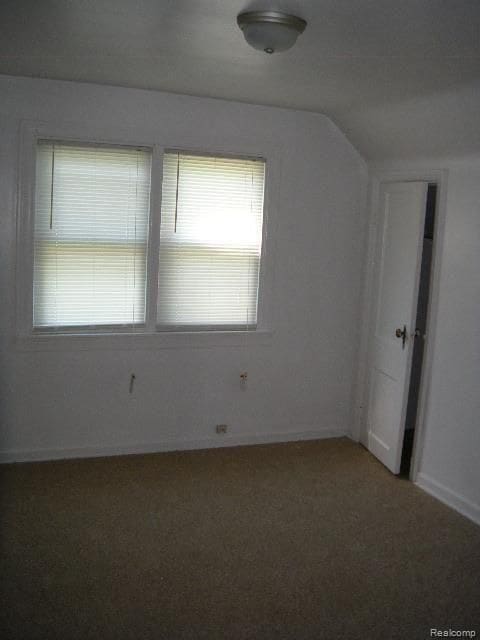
[[157, 153, 265, 328], [33, 143, 151, 328]]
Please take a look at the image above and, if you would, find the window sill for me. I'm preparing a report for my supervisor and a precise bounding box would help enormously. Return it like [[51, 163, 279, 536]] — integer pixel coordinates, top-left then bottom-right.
[[14, 330, 274, 352]]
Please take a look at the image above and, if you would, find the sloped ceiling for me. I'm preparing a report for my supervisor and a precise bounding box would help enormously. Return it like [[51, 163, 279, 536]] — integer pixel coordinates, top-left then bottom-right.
[[1, 0, 479, 160]]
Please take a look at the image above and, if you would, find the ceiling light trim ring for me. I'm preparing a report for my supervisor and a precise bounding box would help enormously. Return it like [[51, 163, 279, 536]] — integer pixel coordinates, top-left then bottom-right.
[[237, 11, 307, 34]]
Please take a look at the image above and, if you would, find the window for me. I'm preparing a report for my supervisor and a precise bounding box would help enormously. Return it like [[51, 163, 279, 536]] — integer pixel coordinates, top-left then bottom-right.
[[157, 152, 265, 329], [29, 140, 266, 335], [33, 142, 151, 329]]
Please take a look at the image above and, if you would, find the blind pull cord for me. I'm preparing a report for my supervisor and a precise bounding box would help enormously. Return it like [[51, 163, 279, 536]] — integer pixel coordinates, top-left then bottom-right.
[[132, 153, 140, 329], [174, 152, 180, 233], [49, 144, 56, 229]]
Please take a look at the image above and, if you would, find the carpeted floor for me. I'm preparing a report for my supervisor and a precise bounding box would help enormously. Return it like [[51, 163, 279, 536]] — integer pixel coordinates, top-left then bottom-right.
[[0, 437, 479, 640]]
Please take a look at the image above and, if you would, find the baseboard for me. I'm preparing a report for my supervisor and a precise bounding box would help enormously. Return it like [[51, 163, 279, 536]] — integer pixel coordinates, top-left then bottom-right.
[[416, 472, 480, 527], [0, 427, 345, 464]]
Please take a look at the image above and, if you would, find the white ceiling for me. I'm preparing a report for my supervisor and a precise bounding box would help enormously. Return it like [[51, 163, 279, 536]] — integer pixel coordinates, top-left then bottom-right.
[[1, 0, 480, 159]]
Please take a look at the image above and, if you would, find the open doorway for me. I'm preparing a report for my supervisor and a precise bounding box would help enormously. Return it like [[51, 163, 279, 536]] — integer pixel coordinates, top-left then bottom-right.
[[363, 174, 444, 476], [400, 184, 437, 476]]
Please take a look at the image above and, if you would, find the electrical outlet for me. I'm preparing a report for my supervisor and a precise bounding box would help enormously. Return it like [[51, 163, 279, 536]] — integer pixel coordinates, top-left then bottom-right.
[[215, 424, 228, 434]]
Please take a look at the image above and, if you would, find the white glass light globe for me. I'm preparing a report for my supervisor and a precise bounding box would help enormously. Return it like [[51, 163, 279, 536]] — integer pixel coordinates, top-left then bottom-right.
[[242, 22, 300, 54]]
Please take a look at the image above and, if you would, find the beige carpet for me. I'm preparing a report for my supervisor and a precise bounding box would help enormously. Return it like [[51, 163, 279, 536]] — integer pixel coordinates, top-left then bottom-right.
[[1, 437, 479, 639]]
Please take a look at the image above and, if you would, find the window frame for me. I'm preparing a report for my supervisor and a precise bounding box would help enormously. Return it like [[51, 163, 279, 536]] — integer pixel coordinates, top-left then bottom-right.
[[156, 148, 267, 332], [31, 139, 155, 333], [16, 120, 277, 350]]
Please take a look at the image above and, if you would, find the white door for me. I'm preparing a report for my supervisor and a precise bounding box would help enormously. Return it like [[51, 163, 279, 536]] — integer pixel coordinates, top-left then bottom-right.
[[366, 181, 428, 473]]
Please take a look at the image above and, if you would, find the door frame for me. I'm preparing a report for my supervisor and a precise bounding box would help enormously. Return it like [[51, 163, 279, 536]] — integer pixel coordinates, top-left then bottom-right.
[[353, 168, 448, 481]]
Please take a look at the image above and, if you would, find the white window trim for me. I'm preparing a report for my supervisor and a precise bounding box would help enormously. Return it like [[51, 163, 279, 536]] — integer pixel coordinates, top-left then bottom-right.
[[15, 120, 278, 351]]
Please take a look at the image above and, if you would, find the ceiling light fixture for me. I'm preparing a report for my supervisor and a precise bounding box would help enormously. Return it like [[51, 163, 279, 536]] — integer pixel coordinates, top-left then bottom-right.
[[237, 10, 307, 54]]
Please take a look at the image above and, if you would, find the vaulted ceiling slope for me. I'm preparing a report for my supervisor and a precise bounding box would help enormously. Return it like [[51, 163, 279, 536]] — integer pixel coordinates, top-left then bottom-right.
[[1, 0, 479, 160]]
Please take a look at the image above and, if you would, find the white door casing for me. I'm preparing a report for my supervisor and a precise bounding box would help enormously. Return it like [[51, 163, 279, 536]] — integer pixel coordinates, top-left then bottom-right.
[[367, 181, 428, 473]]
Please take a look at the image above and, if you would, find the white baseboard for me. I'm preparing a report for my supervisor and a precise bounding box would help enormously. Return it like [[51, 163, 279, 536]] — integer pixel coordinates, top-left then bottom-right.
[[0, 427, 345, 464], [416, 472, 480, 527]]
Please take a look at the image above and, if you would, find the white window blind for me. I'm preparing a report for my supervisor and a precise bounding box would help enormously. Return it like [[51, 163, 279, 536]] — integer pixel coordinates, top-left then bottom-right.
[[157, 152, 265, 329], [33, 142, 151, 329]]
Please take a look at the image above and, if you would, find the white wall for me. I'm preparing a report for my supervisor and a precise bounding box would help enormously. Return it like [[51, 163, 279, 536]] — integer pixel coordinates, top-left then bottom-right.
[[365, 155, 480, 524], [0, 75, 367, 462]]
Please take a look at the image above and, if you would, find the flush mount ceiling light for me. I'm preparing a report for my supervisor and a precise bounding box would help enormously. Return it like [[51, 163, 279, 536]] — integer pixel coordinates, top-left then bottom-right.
[[237, 10, 307, 54]]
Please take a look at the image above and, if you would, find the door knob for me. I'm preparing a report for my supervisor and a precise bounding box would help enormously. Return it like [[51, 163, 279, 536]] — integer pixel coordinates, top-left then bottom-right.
[[395, 325, 407, 349]]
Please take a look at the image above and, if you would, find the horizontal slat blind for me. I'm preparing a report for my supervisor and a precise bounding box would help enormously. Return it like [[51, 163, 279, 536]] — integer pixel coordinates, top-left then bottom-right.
[[157, 152, 265, 328], [33, 142, 151, 329]]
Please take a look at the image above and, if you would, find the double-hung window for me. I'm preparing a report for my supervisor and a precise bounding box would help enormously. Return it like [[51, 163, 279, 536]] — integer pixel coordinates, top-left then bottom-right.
[[33, 142, 151, 329], [157, 152, 265, 330], [30, 140, 266, 335]]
